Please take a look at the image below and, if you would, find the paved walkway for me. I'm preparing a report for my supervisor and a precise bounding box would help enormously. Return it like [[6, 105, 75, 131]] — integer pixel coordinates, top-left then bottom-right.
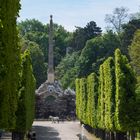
[[0, 121, 100, 140], [32, 121, 99, 140]]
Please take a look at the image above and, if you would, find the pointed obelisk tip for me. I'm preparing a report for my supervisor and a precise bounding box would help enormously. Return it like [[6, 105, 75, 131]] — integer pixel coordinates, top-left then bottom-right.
[[50, 15, 53, 19]]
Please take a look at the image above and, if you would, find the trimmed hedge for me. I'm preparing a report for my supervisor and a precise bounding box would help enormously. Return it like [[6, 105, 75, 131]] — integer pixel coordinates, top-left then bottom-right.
[[86, 73, 98, 128], [115, 49, 137, 131], [103, 57, 115, 131], [0, 0, 21, 129], [14, 51, 36, 132], [75, 49, 139, 137]]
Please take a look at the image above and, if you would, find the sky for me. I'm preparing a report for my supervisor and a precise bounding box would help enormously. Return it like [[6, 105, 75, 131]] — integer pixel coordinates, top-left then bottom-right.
[[18, 0, 140, 32]]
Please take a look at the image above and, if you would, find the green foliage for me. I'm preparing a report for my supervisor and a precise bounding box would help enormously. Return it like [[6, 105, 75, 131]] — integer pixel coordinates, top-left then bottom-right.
[[0, 0, 21, 129], [20, 39, 47, 88], [28, 41, 47, 87], [129, 30, 140, 129], [18, 19, 48, 59], [97, 64, 105, 129], [86, 73, 98, 128], [54, 25, 70, 66], [56, 52, 79, 89], [114, 49, 137, 131], [79, 78, 87, 123], [103, 57, 115, 130], [70, 21, 102, 51], [15, 51, 36, 132], [18, 19, 70, 66], [136, 132, 140, 140], [18, 19, 71, 87], [129, 29, 140, 78], [75, 79, 80, 119], [97, 58, 115, 130], [85, 21, 102, 39], [18, 19, 45, 36], [76, 48, 138, 133], [122, 19, 140, 53], [77, 31, 120, 77]]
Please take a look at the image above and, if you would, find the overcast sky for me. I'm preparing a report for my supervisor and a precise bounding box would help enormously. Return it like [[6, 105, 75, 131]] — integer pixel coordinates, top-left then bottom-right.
[[18, 0, 140, 31]]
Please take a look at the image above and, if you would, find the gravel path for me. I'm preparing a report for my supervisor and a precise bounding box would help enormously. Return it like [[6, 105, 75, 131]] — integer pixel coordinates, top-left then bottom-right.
[[0, 121, 100, 140], [32, 121, 99, 140]]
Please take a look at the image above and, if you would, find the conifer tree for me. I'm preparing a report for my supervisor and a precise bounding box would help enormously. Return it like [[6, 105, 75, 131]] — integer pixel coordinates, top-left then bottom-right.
[[13, 51, 36, 139], [75, 78, 80, 119], [0, 0, 21, 129], [114, 49, 137, 131], [129, 29, 140, 82], [79, 78, 87, 123], [103, 57, 115, 131], [97, 65, 105, 129], [129, 30, 140, 131], [86, 73, 98, 128]]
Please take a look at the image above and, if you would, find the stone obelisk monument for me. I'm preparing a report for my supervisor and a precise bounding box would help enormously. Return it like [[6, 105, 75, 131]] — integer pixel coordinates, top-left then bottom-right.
[[36, 16, 63, 118], [35, 16, 76, 119], [48, 15, 54, 83]]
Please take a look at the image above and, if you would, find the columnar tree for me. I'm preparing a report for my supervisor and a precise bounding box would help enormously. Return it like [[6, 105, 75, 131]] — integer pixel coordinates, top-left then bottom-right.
[[129, 29, 140, 81], [13, 51, 36, 139], [86, 73, 98, 128], [103, 57, 115, 131], [97, 64, 105, 129], [75, 48, 138, 140], [0, 0, 21, 129], [79, 78, 87, 123], [75, 78, 80, 119], [129, 31, 140, 137], [114, 49, 137, 132]]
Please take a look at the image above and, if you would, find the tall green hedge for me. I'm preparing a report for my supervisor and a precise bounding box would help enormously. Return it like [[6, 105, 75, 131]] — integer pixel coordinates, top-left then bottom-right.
[[0, 0, 21, 129], [97, 64, 105, 129], [79, 78, 87, 123], [103, 57, 115, 131], [115, 49, 137, 131], [86, 73, 98, 128], [75, 48, 138, 134], [75, 78, 80, 119], [15, 50, 36, 132]]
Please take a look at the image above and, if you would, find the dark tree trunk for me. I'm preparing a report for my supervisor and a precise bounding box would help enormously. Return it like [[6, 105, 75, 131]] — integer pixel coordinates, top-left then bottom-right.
[[114, 131, 127, 140], [101, 129, 105, 140], [12, 132, 25, 140], [95, 128, 98, 137], [93, 128, 95, 135], [115, 132, 120, 140], [130, 130, 135, 140], [126, 132, 130, 140], [105, 131, 109, 140], [109, 131, 114, 140], [122, 132, 127, 140], [105, 131, 107, 140], [99, 129, 102, 139]]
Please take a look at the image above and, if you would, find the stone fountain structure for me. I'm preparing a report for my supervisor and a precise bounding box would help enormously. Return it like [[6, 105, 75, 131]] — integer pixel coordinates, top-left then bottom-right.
[[35, 16, 75, 119]]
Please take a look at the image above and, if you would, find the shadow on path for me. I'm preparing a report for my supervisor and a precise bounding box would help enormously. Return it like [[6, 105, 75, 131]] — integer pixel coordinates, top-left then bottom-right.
[[32, 125, 61, 140]]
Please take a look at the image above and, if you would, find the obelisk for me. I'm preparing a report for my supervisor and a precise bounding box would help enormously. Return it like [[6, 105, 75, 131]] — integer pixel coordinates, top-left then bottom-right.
[[48, 15, 54, 83]]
